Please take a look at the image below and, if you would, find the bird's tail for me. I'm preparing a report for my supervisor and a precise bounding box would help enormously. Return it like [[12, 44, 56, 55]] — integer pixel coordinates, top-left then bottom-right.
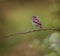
[[40, 24, 43, 30]]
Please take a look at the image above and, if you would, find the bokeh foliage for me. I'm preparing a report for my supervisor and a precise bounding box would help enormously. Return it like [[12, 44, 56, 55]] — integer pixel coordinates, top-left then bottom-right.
[[0, 0, 60, 56]]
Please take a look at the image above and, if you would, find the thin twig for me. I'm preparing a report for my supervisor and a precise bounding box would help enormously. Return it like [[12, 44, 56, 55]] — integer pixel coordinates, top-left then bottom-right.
[[0, 28, 60, 39]]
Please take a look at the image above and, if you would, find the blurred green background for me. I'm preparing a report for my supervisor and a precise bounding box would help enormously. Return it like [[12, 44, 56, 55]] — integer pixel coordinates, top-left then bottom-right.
[[0, 0, 60, 56]]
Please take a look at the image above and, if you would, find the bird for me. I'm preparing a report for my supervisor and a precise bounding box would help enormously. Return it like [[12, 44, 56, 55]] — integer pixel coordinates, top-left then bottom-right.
[[32, 16, 43, 30]]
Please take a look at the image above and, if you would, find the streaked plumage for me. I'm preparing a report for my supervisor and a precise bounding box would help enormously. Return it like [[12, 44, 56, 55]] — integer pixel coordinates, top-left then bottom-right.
[[32, 16, 42, 29]]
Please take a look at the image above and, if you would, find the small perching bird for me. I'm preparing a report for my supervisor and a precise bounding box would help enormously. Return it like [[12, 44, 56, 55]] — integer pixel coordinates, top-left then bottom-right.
[[32, 16, 43, 30]]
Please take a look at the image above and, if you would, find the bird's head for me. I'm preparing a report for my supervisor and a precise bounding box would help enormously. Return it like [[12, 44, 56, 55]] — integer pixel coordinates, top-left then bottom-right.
[[32, 16, 37, 18], [32, 16, 38, 19]]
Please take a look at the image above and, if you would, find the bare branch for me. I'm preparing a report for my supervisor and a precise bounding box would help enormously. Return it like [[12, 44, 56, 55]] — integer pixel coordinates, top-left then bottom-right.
[[0, 28, 60, 39]]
